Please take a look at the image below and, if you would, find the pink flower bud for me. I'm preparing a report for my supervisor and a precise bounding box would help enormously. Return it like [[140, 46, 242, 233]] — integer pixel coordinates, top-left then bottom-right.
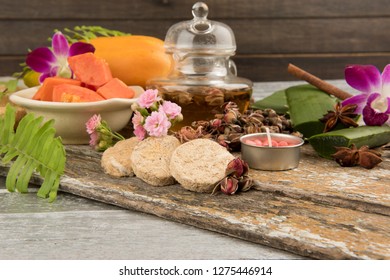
[[220, 176, 239, 195], [226, 157, 249, 178]]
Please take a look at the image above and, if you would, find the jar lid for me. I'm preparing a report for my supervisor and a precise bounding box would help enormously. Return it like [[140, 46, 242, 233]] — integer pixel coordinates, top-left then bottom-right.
[[164, 2, 236, 55]]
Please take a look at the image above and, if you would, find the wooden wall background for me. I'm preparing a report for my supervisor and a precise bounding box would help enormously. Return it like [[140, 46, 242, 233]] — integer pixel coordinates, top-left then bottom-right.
[[1, 0, 390, 82]]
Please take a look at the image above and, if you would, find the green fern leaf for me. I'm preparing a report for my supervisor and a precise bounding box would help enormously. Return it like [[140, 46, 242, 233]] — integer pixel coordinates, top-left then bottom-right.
[[0, 104, 66, 202]]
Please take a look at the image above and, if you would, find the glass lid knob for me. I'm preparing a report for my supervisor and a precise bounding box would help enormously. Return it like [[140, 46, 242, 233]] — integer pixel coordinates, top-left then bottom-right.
[[192, 2, 209, 19]]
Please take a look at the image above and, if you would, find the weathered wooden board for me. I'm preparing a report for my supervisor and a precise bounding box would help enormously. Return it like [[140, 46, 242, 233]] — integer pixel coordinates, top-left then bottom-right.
[[252, 145, 390, 216], [2, 0, 390, 81], [2, 143, 388, 259]]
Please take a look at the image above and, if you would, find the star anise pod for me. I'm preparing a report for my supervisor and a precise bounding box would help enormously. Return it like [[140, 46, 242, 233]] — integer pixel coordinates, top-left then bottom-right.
[[320, 102, 359, 132], [331, 144, 382, 169]]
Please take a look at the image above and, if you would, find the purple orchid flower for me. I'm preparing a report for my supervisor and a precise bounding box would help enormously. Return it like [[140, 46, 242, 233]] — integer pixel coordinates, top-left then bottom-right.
[[342, 64, 390, 126], [26, 31, 95, 83]]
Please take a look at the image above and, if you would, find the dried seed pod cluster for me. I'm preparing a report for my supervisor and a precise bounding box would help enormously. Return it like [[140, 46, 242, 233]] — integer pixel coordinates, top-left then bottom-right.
[[175, 101, 299, 151]]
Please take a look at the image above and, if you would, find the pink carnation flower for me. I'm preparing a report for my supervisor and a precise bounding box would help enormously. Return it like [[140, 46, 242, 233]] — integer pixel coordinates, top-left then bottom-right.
[[89, 131, 99, 146], [160, 100, 182, 120], [86, 114, 102, 146], [137, 89, 161, 109], [131, 111, 144, 127], [86, 114, 101, 134], [134, 125, 147, 141], [144, 110, 171, 137]]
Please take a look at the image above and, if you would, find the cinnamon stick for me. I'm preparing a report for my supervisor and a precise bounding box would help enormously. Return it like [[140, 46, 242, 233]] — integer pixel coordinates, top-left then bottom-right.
[[287, 63, 352, 100]]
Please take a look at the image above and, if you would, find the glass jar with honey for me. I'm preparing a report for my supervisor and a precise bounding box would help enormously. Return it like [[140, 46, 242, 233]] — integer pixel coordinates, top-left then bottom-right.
[[146, 2, 253, 129]]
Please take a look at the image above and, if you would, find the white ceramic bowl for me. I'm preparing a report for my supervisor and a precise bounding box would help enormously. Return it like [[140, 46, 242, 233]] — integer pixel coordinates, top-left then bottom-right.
[[9, 86, 143, 144]]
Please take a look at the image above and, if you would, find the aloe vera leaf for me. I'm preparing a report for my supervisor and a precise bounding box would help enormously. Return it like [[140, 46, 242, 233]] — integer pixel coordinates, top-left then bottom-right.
[[286, 84, 338, 138], [251, 89, 289, 114], [309, 125, 390, 159]]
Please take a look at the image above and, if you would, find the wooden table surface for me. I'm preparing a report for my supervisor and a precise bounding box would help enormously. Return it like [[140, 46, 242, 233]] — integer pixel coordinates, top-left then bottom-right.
[[0, 80, 371, 260]]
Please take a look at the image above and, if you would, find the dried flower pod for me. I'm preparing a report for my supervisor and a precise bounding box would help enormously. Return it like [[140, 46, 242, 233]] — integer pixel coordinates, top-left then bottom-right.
[[224, 124, 243, 134], [210, 118, 222, 128], [164, 90, 193, 105], [175, 126, 204, 143], [261, 125, 280, 133], [247, 115, 264, 126], [223, 101, 240, 112], [239, 175, 253, 192], [213, 157, 254, 195], [216, 134, 229, 148], [224, 109, 240, 123], [174, 101, 298, 152], [262, 108, 277, 117], [191, 120, 210, 130], [225, 132, 243, 151], [226, 157, 249, 177], [204, 88, 225, 106], [219, 176, 239, 195], [244, 123, 262, 134]]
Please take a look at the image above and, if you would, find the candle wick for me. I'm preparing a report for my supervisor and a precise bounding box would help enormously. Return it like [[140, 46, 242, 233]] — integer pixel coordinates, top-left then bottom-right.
[[265, 127, 272, 147]]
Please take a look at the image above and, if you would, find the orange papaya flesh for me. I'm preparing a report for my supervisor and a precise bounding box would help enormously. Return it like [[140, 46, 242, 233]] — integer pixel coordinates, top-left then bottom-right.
[[96, 78, 135, 99], [91, 35, 172, 87], [68, 52, 113, 87], [33, 77, 81, 101], [52, 84, 105, 102]]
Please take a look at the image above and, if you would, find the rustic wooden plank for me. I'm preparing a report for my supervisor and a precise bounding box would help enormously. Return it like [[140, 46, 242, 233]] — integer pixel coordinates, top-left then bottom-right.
[[2, 0, 390, 19], [1, 18, 390, 55], [252, 145, 390, 216], [3, 53, 390, 82], [57, 148, 390, 259], [3, 144, 387, 259]]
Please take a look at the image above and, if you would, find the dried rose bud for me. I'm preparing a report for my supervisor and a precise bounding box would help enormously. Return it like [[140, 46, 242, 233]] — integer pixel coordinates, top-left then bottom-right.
[[216, 134, 229, 148], [224, 110, 239, 124], [244, 123, 262, 134], [175, 126, 203, 143], [224, 124, 241, 134], [263, 108, 277, 117], [223, 101, 239, 112], [226, 157, 249, 178], [238, 175, 253, 192], [210, 118, 222, 128], [191, 120, 210, 130], [248, 112, 265, 124], [220, 176, 239, 195], [204, 88, 225, 106]]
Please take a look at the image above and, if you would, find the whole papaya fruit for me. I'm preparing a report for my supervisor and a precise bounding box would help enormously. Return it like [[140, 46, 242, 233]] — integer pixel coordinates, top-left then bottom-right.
[[90, 35, 172, 88]]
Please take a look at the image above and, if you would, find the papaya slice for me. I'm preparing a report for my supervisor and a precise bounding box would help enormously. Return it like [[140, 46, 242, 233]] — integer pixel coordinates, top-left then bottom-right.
[[96, 78, 135, 99], [68, 52, 113, 87], [32, 77, 81, 101], [52, 84, 105, 102]]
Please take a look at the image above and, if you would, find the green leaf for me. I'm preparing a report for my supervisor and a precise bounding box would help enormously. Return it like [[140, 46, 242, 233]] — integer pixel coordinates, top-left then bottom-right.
[[57, 25, 130, 43], [309, 126, 390, 159], [0, 79, 19, 98], [251, 89, 289, 114], [0, 104, 66, 202], [285, 84, 338, 138]]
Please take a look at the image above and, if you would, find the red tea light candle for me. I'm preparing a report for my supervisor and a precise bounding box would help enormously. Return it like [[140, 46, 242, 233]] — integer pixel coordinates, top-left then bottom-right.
[[244, 138, 291, 147], [240, 133, 304, 171]]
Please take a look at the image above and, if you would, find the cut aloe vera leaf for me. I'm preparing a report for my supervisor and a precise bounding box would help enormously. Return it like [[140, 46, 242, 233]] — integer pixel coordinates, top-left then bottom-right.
[[251, 89, 289, 114], [286, 84, 338, 138], [309, 125, 390, 159]]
